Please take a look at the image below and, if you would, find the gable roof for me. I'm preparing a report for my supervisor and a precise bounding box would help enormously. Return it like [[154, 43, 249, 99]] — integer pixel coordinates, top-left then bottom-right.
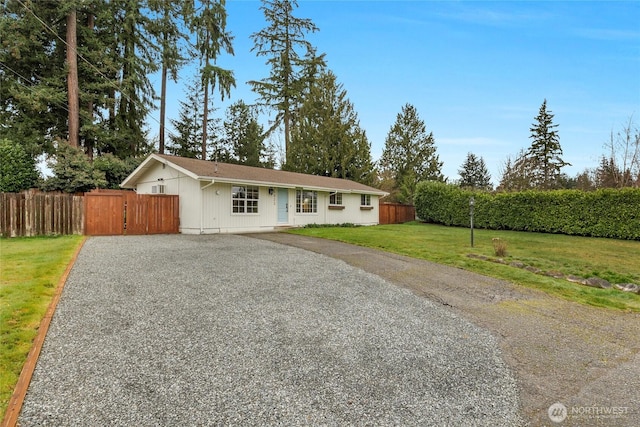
[[121, 154, 387, 195]]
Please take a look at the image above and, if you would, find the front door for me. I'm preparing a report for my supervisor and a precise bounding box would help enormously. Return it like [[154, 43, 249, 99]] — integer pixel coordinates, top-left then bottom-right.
[[277, 188, 288, 223]]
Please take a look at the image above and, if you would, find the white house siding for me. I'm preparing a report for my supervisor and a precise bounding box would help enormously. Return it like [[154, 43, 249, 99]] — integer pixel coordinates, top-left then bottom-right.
[[130, 162, 202, 234], [199, 183, 280, 234], [130, 161, 380, 234], [292, 192, 379, 227], [325, 193, 379, 225]]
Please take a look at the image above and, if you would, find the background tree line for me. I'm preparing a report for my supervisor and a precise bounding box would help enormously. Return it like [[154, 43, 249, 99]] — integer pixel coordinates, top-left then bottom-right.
[[1, 1, 637, 198]]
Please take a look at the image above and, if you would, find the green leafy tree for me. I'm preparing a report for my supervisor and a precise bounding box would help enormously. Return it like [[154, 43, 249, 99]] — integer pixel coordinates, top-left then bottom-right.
[[288, 71, 374, 184], [380, 104, 444, 204], [249, 0, 325, 164], [93, 153, 142, 189], [526, 99, 570, 189], [0, 139, 40, 192], [41, 143, 106, 193], [223, 101, 273, 167], [458, 152, 492, 190]]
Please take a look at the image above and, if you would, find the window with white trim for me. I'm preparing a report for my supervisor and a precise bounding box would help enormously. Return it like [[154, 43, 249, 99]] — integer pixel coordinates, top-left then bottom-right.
[[232, 185, 259, 214], [361, 194, 371, 206], [329, 192, 343, 205], [296, 190, 317, 213]]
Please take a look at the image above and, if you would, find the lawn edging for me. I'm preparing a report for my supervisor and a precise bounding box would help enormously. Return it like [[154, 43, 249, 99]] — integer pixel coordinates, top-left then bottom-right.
[[1, 236, 86, 427]]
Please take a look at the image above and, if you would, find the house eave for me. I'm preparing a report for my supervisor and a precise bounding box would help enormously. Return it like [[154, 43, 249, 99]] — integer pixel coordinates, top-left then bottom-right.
[[196, 176, 387, 196]]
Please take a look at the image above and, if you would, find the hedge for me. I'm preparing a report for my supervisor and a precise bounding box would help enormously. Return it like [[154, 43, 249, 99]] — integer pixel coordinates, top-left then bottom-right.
[[414, 181, 640, 240]]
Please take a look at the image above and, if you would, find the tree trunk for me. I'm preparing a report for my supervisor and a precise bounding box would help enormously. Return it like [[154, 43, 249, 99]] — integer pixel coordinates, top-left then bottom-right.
[[202, 32, 210, 161], [85, 11, 95, 160], [160, 54, 167, 154], [66, 9, 79, 148]]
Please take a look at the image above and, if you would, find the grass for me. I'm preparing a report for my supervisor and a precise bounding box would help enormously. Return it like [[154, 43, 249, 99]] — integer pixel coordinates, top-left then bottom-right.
[[0, 235, 84, 421], [289, 222, 640, 312]]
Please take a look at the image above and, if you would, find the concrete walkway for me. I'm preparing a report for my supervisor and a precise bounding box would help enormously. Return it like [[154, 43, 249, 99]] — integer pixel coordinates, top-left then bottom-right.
[[19, 235, 522, 426]]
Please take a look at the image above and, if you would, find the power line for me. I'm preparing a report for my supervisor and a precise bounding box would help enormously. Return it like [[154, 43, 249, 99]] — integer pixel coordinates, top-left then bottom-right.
[[0, 61, 71, 114], [14, 0, 182, 144]]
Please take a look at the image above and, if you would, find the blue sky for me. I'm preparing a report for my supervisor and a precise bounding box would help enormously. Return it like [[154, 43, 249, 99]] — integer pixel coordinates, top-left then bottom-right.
[[151, 0, 640, 185]]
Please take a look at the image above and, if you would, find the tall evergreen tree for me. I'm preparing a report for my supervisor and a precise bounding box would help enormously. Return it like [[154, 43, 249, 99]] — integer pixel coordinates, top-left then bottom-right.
[[458, 152, 492, 190], [249, 0, 325, 164], [168, 79, 226, 160], [111, 0, 159, 157], [380, 104, 443, 203], [287, 71, 374, 184], [65, 4, 80, 148], [0, 1, 69, 156], [223, 101, 273, 167], [148, 0, 194, 154], [526, 99, 569, 189], [190, 0, 235, 160], [168, 80, 205, 159]]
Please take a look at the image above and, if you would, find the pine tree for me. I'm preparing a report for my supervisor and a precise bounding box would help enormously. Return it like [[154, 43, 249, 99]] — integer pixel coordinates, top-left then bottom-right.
[[168, 80, 205, 159], [190, 0, 235, 160], [112, 0, 160, 157], [223, 101, 272, 167], [148, 0, 193, 154], [0, 1, 69, 157], [458, 152, 492, 190], [287, 71, 374, 184], [380, 104, 443, 203], [527, 99, 569, 189], [249, 0, 325, 164]]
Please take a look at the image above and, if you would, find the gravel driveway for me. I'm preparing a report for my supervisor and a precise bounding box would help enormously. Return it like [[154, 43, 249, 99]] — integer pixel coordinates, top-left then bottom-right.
[[19, 234, 522, 426]]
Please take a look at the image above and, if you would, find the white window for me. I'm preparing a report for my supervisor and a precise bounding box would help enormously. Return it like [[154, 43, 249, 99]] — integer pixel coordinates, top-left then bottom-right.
[[329, 192, 343, 205], [296, 190, 317, 213], [151, 184, 165, 194], [232, 185, 259, 214], [361, 194, 371, 206]]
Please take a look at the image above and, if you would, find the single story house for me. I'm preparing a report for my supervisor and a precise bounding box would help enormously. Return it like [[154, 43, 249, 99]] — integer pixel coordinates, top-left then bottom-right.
[[121, 154, 388, 234]]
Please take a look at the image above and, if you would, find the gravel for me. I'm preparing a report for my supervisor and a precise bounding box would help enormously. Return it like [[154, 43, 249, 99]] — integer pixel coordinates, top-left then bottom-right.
[[19, 234, 523, 426]]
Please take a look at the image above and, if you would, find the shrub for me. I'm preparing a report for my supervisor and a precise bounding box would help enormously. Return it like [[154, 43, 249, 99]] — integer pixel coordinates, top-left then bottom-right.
[[0, 139, 39, 192], [492, 238, 508, 257], [414, 182, 640, 240]]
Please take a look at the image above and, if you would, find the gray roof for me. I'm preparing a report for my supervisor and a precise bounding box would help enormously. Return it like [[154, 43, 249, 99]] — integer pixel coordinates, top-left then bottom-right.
[[121, 154, 387, 195]]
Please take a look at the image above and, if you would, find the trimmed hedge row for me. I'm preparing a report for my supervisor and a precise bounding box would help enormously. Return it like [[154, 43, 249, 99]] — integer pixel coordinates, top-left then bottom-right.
[[414, 181, 640, 240]]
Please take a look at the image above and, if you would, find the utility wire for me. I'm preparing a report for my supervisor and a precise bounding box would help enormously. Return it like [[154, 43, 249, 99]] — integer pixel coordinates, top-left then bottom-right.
[[14, 0, 182, 144], [0, 61, 71, 114]]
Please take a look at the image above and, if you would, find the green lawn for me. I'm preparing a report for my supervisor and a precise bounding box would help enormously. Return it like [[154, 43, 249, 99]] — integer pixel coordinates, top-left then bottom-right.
[[0, 235, 84, 421], [290, 222, 640, 311]]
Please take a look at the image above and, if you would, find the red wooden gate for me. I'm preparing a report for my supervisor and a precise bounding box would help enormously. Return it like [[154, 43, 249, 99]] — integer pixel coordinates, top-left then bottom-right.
[[84, 190, 179, 235]]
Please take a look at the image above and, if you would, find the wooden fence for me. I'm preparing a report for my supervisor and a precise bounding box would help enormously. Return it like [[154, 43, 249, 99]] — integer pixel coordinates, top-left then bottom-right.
[[1, 190, 179, 237], [1, 190, 84, 237], [84, 190, 179, 235], [379, 203, 416, 225]]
